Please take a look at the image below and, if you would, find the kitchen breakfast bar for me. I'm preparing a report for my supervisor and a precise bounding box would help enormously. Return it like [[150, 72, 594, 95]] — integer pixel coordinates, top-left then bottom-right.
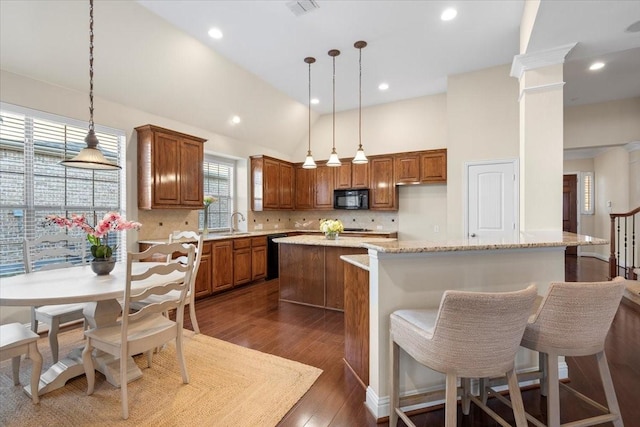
[[275, 232, 608, 419]]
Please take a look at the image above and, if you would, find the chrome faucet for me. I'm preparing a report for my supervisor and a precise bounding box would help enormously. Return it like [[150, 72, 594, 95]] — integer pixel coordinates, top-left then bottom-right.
[[229, 211, 246, 233]]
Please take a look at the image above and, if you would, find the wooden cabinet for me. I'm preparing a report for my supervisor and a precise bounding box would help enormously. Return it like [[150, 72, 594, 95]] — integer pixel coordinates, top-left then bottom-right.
[[136, 125, 205, 210], [193, 242, 212, 298], [251, 237, 267, 281], [233, 238, 252, 286], [314, 165, 335, 209], [335, 161, 369, 189], [325, 247, 367, 310], [420, 149, 447, 183], [395, 149, 447, 184], [250, 156, 294, 211], [294, 165, 315, 210], [369, 156, 398, 210], [212, 240, 233, 292], [344, 260, 370, 387]]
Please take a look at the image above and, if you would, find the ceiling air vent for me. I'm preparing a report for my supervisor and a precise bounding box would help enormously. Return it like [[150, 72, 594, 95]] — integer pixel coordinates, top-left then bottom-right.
[[286, 0, 320, 17]]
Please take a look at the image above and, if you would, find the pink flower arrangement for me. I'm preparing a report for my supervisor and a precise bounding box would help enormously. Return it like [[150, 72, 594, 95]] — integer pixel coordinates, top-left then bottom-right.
[[46, 212, 141, 259]]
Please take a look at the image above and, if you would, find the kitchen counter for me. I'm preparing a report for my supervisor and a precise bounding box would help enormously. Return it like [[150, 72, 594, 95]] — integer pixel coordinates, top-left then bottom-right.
[[340, 254, 370, 271], [273, 235, 396, 248]]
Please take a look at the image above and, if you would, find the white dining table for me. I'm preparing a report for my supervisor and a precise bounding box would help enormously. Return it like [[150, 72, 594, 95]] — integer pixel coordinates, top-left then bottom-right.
[[0, 261, 182, 397]]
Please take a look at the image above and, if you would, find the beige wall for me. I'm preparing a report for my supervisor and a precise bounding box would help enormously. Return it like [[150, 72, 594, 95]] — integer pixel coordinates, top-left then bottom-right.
[[629, 147, 640, 208], [564, 97, 640, 149]]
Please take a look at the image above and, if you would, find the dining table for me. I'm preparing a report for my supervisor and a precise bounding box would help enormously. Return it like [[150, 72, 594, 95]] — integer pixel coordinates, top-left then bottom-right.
[[0, 261, 183, 398]]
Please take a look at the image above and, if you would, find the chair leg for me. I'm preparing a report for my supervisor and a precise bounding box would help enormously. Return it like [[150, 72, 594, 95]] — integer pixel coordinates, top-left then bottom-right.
[[506, 368, 527, 427], [546, 353, 561, 427], [82, 341, 95, 395], [28, 342, 42, 404], [596, 351, 623, 427], [445, 373, 458, 427], [188, 302, 200, 334], [11, 356, 21, 386], [461, 378, 471, 415], [389, 339, 400, 427], [121, 347, 129, 420], [176, 332, 189, 384], [479, 378, 488, 404], [48, 320, 60, 364], [31, 309, 38, 334]]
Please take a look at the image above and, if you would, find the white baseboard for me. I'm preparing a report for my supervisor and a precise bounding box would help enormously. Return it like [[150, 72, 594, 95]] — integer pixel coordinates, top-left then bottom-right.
[[365, 362, 568, 419], [579, 251, 608, 262]]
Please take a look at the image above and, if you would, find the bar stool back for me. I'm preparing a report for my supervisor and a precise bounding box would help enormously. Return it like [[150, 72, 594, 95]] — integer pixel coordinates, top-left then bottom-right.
[[390, 284, 537, 427]]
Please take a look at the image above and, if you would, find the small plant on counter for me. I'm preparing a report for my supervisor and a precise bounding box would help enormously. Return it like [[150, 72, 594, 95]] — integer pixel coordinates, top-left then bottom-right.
[[319, 219, 344, 234]]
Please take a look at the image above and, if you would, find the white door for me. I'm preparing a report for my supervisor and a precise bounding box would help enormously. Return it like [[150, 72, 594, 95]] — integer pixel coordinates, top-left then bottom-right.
[[466, 160, 518, 239]]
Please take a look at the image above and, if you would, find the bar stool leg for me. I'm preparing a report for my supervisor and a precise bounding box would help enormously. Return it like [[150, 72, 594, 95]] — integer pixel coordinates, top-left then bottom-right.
[[539, 352, 548, 396], [389, 339, 400, 427], [546, 353, 561, 427], [506, 368, 527, 427], [461, 378, 471, 415], [596, 351, 623, 427], [445, 373, 458, 427]]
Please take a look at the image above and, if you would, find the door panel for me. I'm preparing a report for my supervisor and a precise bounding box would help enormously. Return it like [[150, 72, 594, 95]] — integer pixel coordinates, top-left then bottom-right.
[[563, 174, 578, 256]]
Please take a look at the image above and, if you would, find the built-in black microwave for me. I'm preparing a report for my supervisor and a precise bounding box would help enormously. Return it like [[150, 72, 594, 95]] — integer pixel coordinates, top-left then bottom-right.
[[334, 189, 369, 210]]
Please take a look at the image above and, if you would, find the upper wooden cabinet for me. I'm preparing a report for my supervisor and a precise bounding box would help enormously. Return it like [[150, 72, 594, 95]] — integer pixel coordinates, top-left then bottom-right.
[[369, 156, 398, 210], [294, 165, 315, 210], [394, 149, 447, 184], [250, 156, 294, 211], [136, 124, 206, 209], [314, 164, 335, 209], [335, 161, 369, 189]]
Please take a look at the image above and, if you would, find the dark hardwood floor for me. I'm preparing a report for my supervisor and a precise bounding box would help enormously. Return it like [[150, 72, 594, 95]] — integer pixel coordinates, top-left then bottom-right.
[[186, 256, 639, 426]]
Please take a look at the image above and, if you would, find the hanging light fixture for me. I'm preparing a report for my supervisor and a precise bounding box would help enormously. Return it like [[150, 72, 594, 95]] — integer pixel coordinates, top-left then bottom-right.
[[352, 41, 368, 164], [326, 49, 341, 167], [61, 0, 120, 170], [302, 57, 317, 169]]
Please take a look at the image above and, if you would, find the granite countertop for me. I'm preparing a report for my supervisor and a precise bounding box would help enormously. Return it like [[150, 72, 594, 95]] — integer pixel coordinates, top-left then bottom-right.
[[340, 254, 370, 270], [272, 235, 397, 248], [139, 228, 396, 245], [362, 231, 608, 254]]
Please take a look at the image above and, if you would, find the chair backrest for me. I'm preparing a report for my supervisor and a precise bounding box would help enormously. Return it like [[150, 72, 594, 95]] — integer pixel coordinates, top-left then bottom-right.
[[521, 277, 626, 356], [429, 284, 538, 378], [23, 232, 86, 273], [168, 231, 204, 297], [122, 242, 196, 334]]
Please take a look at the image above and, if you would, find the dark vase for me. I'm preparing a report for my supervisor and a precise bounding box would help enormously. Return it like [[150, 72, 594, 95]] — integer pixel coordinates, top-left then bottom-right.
[[91, 257, 116, 275]]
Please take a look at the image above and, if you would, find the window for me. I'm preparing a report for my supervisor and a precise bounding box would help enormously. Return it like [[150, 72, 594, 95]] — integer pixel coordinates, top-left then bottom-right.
[[0, 102, 125, 277], [201, 155, 234, 231], [581, 171, 594, 215]]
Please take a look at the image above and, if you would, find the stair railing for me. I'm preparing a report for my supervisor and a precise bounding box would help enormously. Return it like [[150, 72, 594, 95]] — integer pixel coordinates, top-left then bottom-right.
[[609, 206, 639, 280]]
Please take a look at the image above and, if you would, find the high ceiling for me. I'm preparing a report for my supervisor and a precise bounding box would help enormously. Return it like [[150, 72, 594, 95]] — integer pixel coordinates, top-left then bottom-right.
[[137, 0, 640, 114]]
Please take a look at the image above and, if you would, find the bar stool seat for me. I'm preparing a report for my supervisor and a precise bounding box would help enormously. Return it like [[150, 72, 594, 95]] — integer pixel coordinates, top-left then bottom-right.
[[0, 323, 43, 403], [389, 284, 537, 427], [518, 277, 626, 427]]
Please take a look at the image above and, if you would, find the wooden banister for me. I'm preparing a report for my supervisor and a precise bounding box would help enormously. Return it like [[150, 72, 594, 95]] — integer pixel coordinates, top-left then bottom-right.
[[609, 206, 639, 280]]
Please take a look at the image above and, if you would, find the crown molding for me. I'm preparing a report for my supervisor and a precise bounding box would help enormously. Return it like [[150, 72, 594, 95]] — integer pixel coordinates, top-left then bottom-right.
[[510, 42, 578, 78]]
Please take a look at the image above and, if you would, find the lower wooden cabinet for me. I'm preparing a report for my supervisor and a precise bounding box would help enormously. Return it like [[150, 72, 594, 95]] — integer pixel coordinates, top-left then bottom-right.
[[344, 260, 370, 387], [193, 242, 212, 298], [251, 237, 267, 280], [212, 240, 233, 292]]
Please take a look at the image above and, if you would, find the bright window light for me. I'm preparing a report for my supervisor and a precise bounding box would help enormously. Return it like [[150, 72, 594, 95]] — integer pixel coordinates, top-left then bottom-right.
[[581, 172, 595, 215]]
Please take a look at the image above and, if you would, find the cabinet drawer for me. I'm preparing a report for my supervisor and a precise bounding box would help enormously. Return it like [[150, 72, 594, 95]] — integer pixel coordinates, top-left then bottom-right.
[[251, 236, 267, 247], [233, 238, 252, 249]]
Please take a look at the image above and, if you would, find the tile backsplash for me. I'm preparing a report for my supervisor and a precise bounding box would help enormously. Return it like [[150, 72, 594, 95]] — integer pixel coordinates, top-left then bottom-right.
[[249, 210, 398, 232], [137, 210, 199, 240]]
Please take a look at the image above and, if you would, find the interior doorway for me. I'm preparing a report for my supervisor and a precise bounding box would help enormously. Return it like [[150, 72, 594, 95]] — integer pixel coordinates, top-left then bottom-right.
[[563, 174, 578, 256]]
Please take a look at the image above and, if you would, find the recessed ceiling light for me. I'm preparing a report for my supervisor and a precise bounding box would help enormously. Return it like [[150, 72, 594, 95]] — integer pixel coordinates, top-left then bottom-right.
[[231, 115, 241, 124], [589, 62, 605, 71], [310, 98, 319, 105], [208, 27, 223, 39], [441, 8, 457, 21], [378, 83, 389, 91]]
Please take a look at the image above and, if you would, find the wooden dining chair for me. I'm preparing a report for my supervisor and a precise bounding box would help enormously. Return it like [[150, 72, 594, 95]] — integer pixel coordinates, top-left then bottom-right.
[[130, 231, 203, 333], [82, 242, 196, 420], [0, 323, 43, 404], [23, 233, 87, 363]]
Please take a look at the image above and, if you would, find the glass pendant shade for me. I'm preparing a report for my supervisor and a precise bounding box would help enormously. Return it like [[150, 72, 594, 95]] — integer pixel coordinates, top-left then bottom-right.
[[352, 146, 368, 164], [61, 0, 120, 171], [327, 149, 341, 167], [302, 151, 317, 169]]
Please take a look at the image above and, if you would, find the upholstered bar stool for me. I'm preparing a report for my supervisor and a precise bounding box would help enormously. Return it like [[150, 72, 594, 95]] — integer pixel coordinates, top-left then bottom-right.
[[517, 277, 626, 427], [390, 284, 537, 427], [0, 323, 43, 403]]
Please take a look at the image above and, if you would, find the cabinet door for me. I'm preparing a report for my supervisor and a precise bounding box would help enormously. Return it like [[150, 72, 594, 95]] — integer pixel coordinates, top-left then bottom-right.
[[194, 253, 212, 298], [180, 138, 204, 206], [295, 166, 315, 210], [251, 244, 267, 280], [279, 162, 294, 209], [233, 248, 252, 285], [212, 240, 233, 292], [263, 158, 280, 209], [153, 132, 181, 206], [351, 162, 370, 188], [314, 165, 335, 209], [420, 149, 447, 183], [335, 162, 352, 189], [394, 153, 420, 184], [369, 156, 397, 210]]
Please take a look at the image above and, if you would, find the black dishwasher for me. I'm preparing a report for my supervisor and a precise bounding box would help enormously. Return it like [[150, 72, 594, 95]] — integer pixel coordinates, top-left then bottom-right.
[[266, 233, 288, 280]]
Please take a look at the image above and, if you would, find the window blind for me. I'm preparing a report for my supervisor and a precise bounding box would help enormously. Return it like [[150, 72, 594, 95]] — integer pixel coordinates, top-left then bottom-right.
[[201, 155, 235, 231]]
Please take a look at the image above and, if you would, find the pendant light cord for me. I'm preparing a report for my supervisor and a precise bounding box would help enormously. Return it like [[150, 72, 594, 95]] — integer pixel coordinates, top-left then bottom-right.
[[308, 60, 311, 154], [89, 0, 95, 135], [358, 46, 362, 150], [332, 53, 336, 152]]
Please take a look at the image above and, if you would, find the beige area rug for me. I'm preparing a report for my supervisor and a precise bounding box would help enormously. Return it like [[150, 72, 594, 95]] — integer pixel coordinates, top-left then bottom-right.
[[0, 330, 322, 426]]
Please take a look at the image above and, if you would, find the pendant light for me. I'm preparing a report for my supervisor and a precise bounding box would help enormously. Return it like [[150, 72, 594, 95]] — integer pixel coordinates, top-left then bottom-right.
[[326, 49, 341, 167], [61, 0, 120, 170], [302, 57, 317, 169], [352, 41, 368, 164]]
